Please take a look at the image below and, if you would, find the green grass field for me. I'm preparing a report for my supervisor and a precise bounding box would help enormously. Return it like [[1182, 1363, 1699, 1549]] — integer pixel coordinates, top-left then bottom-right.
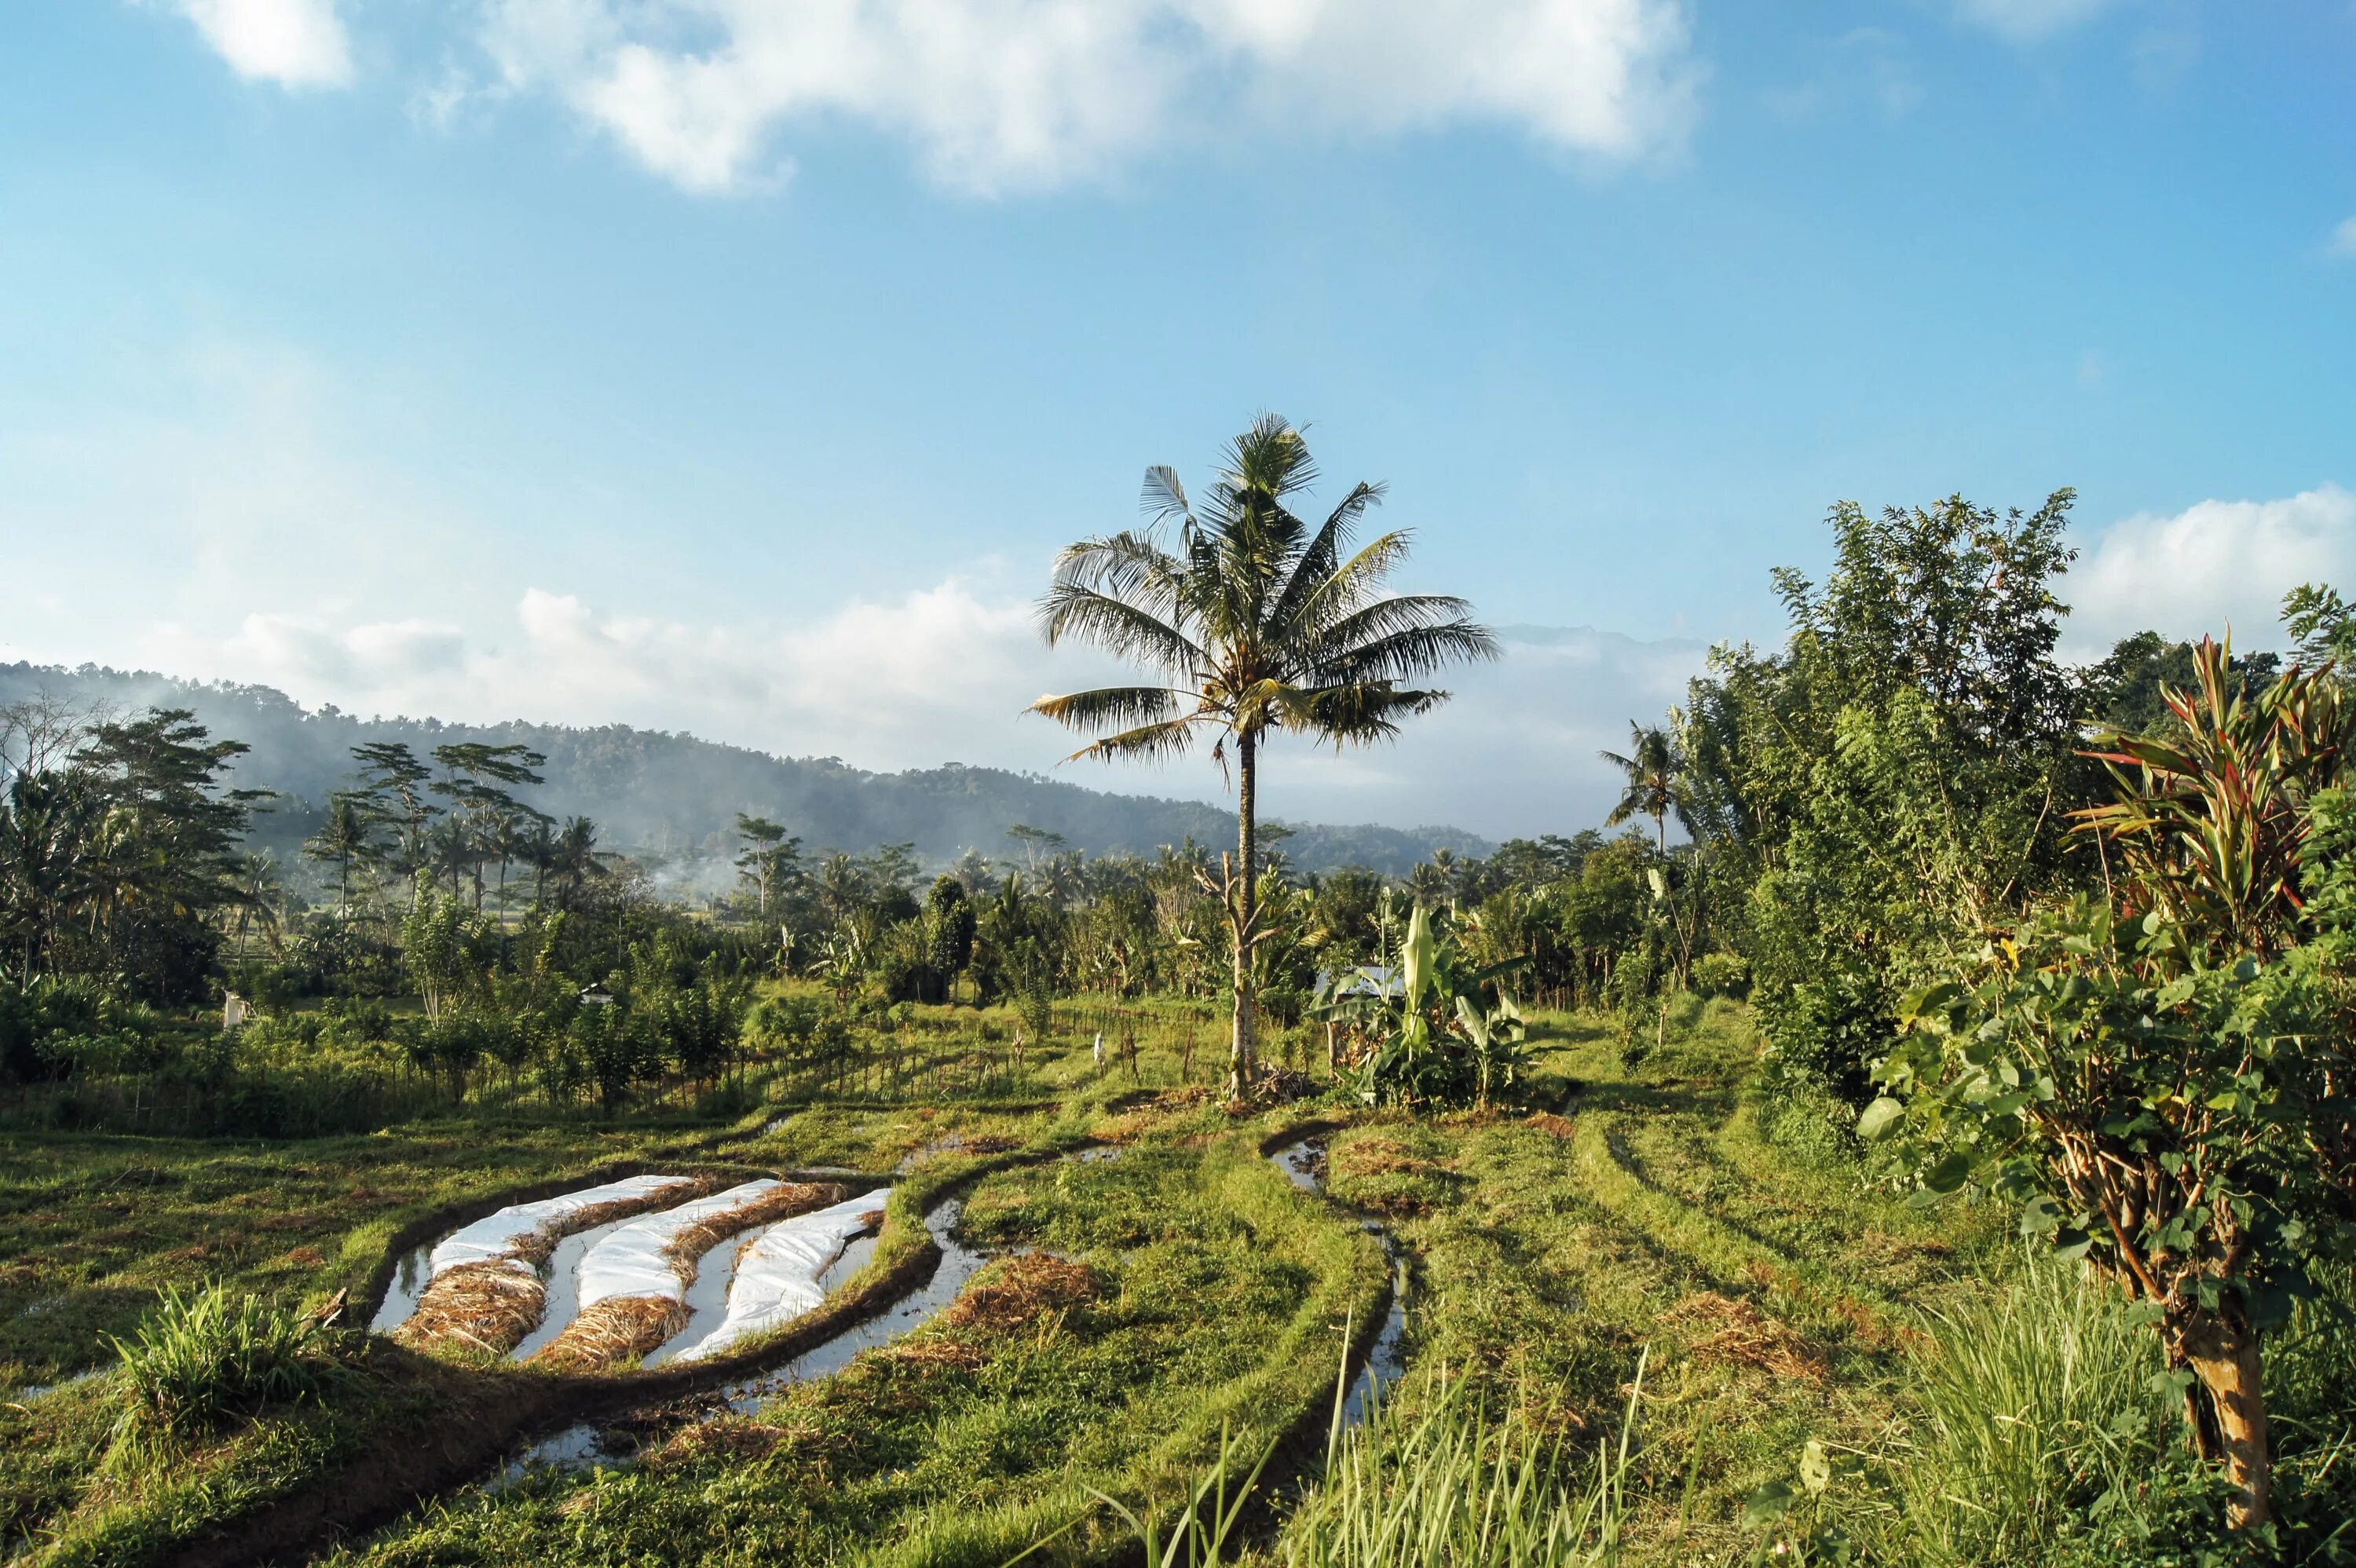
[[26, 996, 2334, 1566]]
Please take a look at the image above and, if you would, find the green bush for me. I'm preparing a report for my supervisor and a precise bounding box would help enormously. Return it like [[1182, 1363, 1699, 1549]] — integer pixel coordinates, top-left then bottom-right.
[[1752, 961, 1892, 1105], [108, 1283, 351, 1452], [1689, 950, 1750, 999]]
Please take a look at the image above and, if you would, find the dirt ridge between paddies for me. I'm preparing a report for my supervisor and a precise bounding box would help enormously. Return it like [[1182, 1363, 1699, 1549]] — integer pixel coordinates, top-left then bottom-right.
[[148, 1142, 1087, 1568]]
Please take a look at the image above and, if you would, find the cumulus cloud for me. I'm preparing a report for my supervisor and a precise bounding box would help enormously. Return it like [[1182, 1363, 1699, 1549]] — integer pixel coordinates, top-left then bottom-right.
[[167, 0, 352, 87], [2067, 484, 2356, 653], [475, 0, 1702, 195], [134, 586, 1704, 838]]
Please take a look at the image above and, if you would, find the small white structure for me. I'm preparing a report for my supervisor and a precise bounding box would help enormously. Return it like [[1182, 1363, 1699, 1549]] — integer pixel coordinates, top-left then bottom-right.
[[222, 992, 251, 1030]]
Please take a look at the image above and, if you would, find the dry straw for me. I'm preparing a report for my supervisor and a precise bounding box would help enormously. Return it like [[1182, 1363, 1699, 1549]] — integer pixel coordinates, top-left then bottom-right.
[[532, 1181, 848, 1372], [396, 1174, 726, 1358]]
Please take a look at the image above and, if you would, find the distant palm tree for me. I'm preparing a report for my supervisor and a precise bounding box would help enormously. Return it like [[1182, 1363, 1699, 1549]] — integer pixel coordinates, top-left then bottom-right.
[[1600, 722, 1687, 853], [521, 817, 559, 905], [1031, 414, 1496, 1097], [303, 794, 371, 912], [547, 816, 611, 912]]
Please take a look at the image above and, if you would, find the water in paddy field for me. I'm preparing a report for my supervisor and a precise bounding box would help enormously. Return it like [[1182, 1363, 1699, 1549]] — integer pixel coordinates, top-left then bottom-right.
[[717, 1196, 983, 1408], [370, 1241, 436, 1333], [815, 1230, 879, 1292], [1270, 1136, 1405, 1426], [636, 1228, 749, 1370]]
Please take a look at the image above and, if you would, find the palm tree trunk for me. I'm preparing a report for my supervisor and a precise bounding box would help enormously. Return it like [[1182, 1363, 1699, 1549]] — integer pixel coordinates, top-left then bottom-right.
[[1231, 729, 1260, 1098]]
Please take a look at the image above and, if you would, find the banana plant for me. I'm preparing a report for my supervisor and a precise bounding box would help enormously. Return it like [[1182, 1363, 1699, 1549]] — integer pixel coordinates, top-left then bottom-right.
[[1332, 903, 1530, 1106]]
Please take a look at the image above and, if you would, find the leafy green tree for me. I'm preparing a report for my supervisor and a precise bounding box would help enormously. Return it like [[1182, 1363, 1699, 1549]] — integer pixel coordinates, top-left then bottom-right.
[[2281, 580, 2356, 669], [429, 743, 548, 909], [10, 708, 269, 1002], [1031, 414, 1495, 1095], [1004, 823, 1066, 872], [732, 814, 801, 916], [924, 875, 976, 1004], [348, 742, 437, 885], [401, 879, 499, 1021], [2087, 630, 2282, 738], [1878, 902, 2345, 1530], [546, 817, 613, 912], [1871, 641, 2356, 1528], [1677, 491, 2087, 1101]]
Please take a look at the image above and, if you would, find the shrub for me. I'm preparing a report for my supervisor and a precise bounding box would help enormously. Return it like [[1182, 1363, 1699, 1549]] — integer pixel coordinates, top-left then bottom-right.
[[1754, 960, 1891, 1105], [1689, 950, 1750, 999], [108, 1283, 350, 1452]]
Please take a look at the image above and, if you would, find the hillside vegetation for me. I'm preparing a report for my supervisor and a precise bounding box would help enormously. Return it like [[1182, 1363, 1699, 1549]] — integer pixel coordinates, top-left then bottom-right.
[[0, 663, 1490, 878]]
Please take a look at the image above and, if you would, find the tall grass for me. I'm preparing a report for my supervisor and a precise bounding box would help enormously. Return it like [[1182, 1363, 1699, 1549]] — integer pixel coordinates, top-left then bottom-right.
[[1063, 1346, 1647, 1568], [1279, 1352, 1646, 1568], [1895, 1253, 2170, 1561], [108, 1282, 349, 1454]]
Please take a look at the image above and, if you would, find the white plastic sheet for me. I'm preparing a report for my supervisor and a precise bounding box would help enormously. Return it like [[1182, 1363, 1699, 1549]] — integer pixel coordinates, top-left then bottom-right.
[[576, 1179, 781, 1307], [675, 1189, 887, 1361], [428, 1175, 699, 1280]]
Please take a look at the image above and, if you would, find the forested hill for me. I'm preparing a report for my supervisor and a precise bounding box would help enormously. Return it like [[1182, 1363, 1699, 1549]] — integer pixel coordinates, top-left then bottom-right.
[[0, 663, 1491, 875]]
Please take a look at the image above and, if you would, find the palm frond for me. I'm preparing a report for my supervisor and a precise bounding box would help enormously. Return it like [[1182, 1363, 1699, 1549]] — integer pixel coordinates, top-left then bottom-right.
[[1312, 612, 1499, 684], [1028, 686, 1190, 732], [1224, 414, 1318, 503], [1048, 532, 1187, 614], [1281, 682, 1448, 746], [1063, 715, 1206, 766], [1140, 465, 1191, 527], [1284, 526, 1416, 641], [1268, 483, 1387, 639], [1037, 585, 1202, 672]]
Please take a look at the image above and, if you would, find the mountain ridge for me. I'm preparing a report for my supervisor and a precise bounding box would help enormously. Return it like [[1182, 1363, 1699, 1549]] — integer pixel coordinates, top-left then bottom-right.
[[0, 661, 1494, 876]]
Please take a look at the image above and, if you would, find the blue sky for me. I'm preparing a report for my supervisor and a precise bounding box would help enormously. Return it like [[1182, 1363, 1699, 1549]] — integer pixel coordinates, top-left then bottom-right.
[[2, 0, 2352, 838]]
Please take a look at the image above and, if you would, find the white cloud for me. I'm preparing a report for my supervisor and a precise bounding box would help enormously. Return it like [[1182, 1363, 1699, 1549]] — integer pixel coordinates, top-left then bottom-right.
[[129, 587, 1703, 839], [1950, 0, 2125, 42], [475, 0, 1701, 195], [2329, 216, 2356, 259], [167, 0, 352, 87], [2068, 484, 2356, 653]]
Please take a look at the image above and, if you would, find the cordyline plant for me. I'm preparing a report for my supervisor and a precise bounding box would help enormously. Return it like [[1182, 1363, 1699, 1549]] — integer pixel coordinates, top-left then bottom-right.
[[1030, 415, 1495, 1098], [1864, 638, 2356, 1529], [2074, 637, 2350, 959]]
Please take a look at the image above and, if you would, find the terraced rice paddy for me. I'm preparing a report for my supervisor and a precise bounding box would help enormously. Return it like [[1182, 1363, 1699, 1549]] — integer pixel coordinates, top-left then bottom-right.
[[0, 1000, 2003, 1566]]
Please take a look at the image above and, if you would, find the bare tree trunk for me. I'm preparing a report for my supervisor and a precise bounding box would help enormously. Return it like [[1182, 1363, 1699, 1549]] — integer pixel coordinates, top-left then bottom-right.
[[1230, 731, 1259, 1099], [2182, 1307, 2271, 1527]]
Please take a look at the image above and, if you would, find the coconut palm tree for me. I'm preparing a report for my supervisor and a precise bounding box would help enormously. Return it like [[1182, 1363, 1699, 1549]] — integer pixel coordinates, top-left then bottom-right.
[[1600, 722, 1687, 853], [302, 794, 372, 912], [547, 816, 611, 912], [1031, 414, 1496, 1097]]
